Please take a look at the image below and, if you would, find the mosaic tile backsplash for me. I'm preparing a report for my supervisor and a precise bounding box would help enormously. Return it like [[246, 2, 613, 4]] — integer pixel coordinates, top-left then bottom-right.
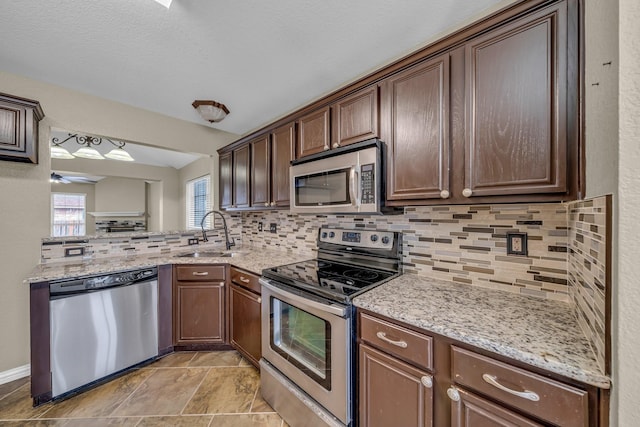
[[243, 203, 571, 301], [41, 214, 243, 263], [568, 196, 611, 374]]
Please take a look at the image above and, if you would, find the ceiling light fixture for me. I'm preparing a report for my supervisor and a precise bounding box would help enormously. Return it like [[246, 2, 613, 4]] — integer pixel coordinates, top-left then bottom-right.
[[50, 172, 70, 184], [192, 100, 230, 123], [153, 0, 172, 8], [50, 134, 135, 162]]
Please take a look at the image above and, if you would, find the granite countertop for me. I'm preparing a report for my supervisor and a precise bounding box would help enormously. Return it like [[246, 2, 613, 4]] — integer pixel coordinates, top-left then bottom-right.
[[353, 274, 609, 389], [25, 246, 312, 283]]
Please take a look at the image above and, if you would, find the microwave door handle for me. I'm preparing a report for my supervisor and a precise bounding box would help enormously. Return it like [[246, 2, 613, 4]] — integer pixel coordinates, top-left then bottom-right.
[[350, 166, 360, 207]]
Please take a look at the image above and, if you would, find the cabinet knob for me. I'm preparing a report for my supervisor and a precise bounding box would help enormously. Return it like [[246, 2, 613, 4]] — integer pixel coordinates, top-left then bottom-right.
[[264, 202, 269, 207], [447, 387, 460, 402], [270, 201, 276, 207], [462, 188, 473, 198], [257, 297, 262, 304], [440, 190, 450, 199], [332, 142, 340, 149], [420, 376, 433, 388], [323, 144, 330, 150]]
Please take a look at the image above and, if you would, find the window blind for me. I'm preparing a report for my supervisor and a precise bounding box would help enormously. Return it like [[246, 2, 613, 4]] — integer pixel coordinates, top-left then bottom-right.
[[51, 193, 86, 237], [186, 175, 212, 230]]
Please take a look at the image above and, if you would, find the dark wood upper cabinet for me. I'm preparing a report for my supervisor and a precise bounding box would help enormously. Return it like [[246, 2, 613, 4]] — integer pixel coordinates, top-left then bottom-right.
[[332, 85, 379, 148], [232, 144, 250, 209], [271, 122, 295, 207], [382, 54, 450, 201], [463, 1, 567, 199], [297, 106, 330, 158], [250, 135, 270, 208], [0, 93, 44, 164], [219, 151, 233, 209]]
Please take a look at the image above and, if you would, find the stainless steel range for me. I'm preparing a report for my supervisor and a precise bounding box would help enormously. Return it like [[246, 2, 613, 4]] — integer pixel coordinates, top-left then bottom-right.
[[260, 226, 402, 427]]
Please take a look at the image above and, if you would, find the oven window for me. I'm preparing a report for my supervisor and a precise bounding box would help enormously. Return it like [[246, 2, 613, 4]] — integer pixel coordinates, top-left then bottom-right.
[[294, 168, 351, 206], [271, 298, 331, 390]]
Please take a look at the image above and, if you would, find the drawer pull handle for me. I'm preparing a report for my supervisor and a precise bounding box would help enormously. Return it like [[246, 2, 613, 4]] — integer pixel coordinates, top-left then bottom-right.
[[447, 387, 460, 402], [239, 276, 251, 283], [420, 376, 433, 388], [192, 272, 209, 276], [376, 331, 408, 348], [482, 374, 540, 402]]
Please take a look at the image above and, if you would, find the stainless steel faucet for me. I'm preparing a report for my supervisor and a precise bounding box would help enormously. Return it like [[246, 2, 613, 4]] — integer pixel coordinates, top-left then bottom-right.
[[200, 210, 236, 250]]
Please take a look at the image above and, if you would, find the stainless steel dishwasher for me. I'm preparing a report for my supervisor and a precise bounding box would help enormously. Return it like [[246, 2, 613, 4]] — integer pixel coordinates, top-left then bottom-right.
[[49, 267, 159, 398]]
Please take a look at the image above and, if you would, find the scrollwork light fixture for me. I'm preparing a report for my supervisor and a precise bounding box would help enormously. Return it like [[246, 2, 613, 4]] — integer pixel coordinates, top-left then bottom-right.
[[50, 134, 135, 161]]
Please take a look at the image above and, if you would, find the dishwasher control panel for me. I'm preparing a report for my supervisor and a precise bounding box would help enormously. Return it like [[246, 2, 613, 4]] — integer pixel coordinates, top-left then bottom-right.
[[49, 267, 158, 297]]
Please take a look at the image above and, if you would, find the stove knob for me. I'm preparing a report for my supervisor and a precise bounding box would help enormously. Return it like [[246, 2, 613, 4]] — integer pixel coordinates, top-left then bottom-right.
[[329, 231, 335, 238], [370, 234, 379, 242], [381, 236, 390, 245], [321, 232, 328, 239]]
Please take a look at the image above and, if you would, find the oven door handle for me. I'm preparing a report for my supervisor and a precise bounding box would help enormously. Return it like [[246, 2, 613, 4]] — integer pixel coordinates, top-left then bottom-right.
[[259, 278, 348, 318]]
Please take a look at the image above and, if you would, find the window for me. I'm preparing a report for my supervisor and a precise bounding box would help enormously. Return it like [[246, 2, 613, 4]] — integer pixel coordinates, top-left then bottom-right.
[[51, 193, 86, 237], [186, 175, 212, 229]]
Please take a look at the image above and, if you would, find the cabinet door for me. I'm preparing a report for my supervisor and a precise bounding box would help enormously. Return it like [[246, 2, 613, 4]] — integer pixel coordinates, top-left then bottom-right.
[[175, 283, 224, 344], [464, 2, 567, 198], [229, 283, 261, 368], [332, 85, 378, 148], [219, 151, 233, 209], [360, 344, 433, 427], [271, 122, 295, 207], [297, 106, 330, 158], [0, 94, 43, 164], [233, 144, 250, 208], [450, 387, 543, 427], [251, 135, 271, 208], [382, 54, 450, 202]]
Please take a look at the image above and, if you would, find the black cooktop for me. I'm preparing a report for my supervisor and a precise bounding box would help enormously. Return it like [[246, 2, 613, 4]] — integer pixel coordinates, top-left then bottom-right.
[[262, 258, 398, 303]]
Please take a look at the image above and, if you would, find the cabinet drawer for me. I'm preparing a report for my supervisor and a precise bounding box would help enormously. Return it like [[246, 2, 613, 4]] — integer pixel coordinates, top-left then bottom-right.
[[451, 346, 588, 427], [175, 265, 226, 282], [360, 313, 433, 371], [230, 267, 260, 294]]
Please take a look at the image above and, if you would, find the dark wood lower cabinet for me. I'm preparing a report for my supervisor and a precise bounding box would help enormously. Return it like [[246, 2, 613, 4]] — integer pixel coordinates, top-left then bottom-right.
[[450, 387, 543, 427], [173, 265, 226, 346], [229, 282, 262, 367], [359, 343, 434, 427]]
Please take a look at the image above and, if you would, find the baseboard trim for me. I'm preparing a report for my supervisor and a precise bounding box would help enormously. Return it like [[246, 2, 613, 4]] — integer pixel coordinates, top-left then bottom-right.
[[0, 364, 30, 385]]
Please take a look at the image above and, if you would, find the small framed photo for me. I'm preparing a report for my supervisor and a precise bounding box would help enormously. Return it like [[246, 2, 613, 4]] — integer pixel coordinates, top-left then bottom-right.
[[506, 232, 528, 256]]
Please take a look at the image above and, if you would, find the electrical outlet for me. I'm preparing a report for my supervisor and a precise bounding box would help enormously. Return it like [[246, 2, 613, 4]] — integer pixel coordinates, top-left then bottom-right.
[[188, 238, 199, 245], [258, 222, 263, 232], [270, 223, 277, 233], [507, 232, 528, 256]]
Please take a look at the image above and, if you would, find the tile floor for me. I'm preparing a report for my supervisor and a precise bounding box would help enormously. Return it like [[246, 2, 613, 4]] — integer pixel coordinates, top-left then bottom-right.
[[0, 351, 289, 426]]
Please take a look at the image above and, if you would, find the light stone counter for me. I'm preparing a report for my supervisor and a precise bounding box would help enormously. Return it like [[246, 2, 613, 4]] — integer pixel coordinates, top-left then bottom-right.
[[25, 246, 313, 283], [353, 274, 610, 389]]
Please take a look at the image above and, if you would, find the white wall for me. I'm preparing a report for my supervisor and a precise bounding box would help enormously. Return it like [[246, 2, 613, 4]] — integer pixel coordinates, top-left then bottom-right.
[[0, 121, 50, 373], [95, 177, 146, 213], [614, 0, 640, 424]]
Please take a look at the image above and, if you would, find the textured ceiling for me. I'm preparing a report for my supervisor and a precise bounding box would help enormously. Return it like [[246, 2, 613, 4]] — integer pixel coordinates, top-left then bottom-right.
[[1, 0, 507, 136]]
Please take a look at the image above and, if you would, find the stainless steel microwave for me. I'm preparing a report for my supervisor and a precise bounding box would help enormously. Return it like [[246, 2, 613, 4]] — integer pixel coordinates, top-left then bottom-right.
[[290, 139, 390, 214]]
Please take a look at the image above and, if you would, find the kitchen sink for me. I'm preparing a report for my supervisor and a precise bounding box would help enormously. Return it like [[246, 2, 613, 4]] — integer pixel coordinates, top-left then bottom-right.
[[174, 251, 233, 258]]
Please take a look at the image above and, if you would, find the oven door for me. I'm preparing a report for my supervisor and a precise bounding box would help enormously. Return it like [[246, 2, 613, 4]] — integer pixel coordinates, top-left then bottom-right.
[[260, 278, 351, 424]]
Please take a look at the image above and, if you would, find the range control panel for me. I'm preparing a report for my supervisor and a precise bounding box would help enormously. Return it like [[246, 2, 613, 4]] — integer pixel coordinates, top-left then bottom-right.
[[318, 227, 396, 249]]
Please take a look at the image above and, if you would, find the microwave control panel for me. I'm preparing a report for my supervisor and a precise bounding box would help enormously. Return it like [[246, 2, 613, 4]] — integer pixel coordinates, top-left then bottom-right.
[[360, 163, 375, 204]]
